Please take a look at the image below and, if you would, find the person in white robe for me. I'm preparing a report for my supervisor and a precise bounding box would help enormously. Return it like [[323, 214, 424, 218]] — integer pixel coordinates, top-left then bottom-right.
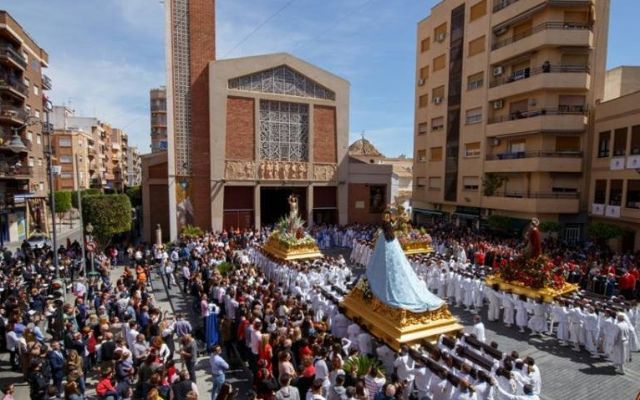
[[514, 295, 529, 333], [526, 299, 547, 336], [550, 301, 570, 345], [582, 306, 600, 357], [501, 291, 516, 328], [611, 313, 632, 374]]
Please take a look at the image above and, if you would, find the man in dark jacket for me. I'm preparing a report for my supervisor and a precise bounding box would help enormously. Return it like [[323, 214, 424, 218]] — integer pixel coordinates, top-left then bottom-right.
[[48, 341, 65, 395], [28, 360, 49, 400]]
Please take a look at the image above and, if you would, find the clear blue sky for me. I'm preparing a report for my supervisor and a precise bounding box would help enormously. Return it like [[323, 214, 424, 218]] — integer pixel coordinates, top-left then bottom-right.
[[4, 0, 639, 156]]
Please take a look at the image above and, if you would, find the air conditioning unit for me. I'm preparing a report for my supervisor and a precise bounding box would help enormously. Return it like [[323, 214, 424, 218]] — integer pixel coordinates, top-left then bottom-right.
[[493, 66, 504, 76], [433, 97, 443, 105], [490, 138, 501, 146], [495, 27, 508, 36], [436, 33, 446, 42], [418, 79, 425, 86], [493, 99, 504, 109]]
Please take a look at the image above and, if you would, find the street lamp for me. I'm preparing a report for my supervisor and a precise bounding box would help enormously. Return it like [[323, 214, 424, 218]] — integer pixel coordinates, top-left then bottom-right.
[[85, 222, 94, 274]]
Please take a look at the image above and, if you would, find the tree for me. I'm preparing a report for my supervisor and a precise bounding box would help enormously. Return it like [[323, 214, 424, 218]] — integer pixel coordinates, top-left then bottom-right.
[[539, 221, 561, 233], [482, 173, 508, 196], [71, 188, 100, 209], [487, 215, 514, 233], [125, 186, 141, 208], [54, 191, 72, 214], [82, 194, 132, 247], [587, 222, 623, 243]]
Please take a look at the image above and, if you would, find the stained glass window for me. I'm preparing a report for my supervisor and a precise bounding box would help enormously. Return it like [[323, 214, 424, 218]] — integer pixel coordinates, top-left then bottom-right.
[[229, 65, 335, 101], [259, 100, 309, 161]]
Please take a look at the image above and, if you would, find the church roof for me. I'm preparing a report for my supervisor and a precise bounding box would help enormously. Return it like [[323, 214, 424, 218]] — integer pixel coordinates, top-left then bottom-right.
[[348, 138, 384, 157]]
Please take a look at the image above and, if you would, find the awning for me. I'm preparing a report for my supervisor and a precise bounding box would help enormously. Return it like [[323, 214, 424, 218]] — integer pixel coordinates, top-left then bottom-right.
[[414, 208, 443, 216], [453, 212, 480, 219]]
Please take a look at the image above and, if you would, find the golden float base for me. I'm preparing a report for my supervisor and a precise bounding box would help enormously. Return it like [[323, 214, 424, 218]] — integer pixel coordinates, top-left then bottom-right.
[[402, 246, 434, 255], [341, 288, 463, 351], [261, 235, 323, 261], [485, 275, 579, 303]]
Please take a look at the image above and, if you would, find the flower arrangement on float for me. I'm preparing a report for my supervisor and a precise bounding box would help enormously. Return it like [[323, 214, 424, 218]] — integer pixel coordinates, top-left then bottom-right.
[[498, 255, 567, 290], [383, 205, 433, 253]]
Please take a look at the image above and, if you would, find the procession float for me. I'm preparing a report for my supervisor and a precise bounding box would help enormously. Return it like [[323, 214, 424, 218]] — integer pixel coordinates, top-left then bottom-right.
[[261, 194, 323, 261], [390, 205, 434, 255], [341, 206, 462, 350], [485, 217, 578, 302]]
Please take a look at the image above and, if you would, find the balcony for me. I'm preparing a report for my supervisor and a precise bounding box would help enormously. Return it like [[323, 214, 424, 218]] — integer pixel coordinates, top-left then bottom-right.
[[483, 191, 580, 213], [0, 75, 28, 99], [41, 74, 52, 90], [0, 165, 32, 179], [486, 107, 588, 136], [0, 106, 27, 125], [488, 65, 590, 100], [0, 44, 27, 69], [491, 22, 592, 64], [484, 150, 583, 172]]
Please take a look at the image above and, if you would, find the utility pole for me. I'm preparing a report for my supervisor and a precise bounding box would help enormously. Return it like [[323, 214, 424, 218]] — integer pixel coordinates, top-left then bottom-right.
[[45, 108, 59, 277], [75, 153, 86, 277]]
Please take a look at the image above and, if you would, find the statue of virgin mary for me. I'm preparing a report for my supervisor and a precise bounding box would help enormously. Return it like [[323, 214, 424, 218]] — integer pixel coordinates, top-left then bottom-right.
[[365, 211, 444, 313]]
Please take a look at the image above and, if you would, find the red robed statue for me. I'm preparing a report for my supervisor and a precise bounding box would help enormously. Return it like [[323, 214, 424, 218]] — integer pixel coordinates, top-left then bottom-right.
[[525, 217, 542, 259]]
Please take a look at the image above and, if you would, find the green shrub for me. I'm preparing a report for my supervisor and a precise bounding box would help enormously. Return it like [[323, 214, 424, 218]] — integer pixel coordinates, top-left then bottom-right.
[[343, 354, 384, 378], [54, 191, 72, 214], [587, 222, 623, 243], [82, 194, 132, 247], [71, 188, 100, 209], [181, 224, 203, 238], [125, 186, 141, 207], [217, 262, 235, 276]]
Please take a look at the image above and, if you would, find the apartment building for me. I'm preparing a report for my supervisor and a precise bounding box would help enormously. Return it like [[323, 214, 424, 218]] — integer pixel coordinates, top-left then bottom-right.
[[0, 10, 50, 243], [150, 87, 167, 153], [51, 129, 92, 190], [412, 0, 609, 239], [126, 146, 142, 186], [589, 67, 640, 251]]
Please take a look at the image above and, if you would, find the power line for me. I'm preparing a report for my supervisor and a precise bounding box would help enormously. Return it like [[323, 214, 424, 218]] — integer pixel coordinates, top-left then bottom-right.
[[222, 0, 297, 57]]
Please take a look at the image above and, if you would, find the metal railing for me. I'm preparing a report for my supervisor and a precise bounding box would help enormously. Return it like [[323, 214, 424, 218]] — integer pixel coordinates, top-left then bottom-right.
[[487, 106, 588, 124], [0, 74, 28, 96], [42, 74, 52, 90], [0, 44, 27, 68], [488, 191, 580, 199], [490, 64, 590, 88], [0, 106, 27, 122], [492, 21, 592, 51], [486, 150, 583, 160], [0, 165, 32, 177]]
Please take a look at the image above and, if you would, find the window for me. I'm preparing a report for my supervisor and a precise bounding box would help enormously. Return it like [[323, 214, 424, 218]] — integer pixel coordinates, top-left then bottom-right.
[[39, 182, 44, 191], [594, 180, 607, 204], [464, 142, 481, 157], [627, 180, 640, 209], [564, 11, 588, 24], [428, 177, 442, 190], [431, 117, 444, 131], [420, 37, 430, 52], [433, 54, 446, 72], [463, 176, 480, 191], [60, 172, 73, 179], [259, 100, 309, 161], [609, 180, 623, 206], [419, 94, 429, 108], [59, 155, 73, 163], [432, 85, 445, 102], [416, 177, 427, 187], [25, 105, 32, 114], [38, 158, 43, 167], [468, 36, 486, 57], [552, 174, 579, 193], [28, 157, 34, 167], [509, 99, 528, 119], [561, 53, 589, 67], [36, 134, 42, 145], [469, 0, 487, 21], [26, 131, 33, 141], [465, 107, 482, 125], [613, 127, 628, 156], [434, 23, 447, 42], [418, 123, 428, 135], [24, 78, 30, 87], [33, 86, 39, 96], [23, 52, 28, 63], [430, 147, 443, 161], [509, 139, 526, 154], [78, 138, 83, 147], [597, 131, 610, 157], [59, 138, 72, 147], [419, 66, 429, 81], [559, 95, 586, 113], [555, 136, 580, 152], [417, 150, 427, 162], [467, 72, 484, 90], [631, 125, 640, 155], [34, 110, 40, 119]]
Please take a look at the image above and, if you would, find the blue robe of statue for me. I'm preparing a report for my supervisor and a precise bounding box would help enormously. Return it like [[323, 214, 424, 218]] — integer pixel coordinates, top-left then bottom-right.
[[366, 233, 444, 313]]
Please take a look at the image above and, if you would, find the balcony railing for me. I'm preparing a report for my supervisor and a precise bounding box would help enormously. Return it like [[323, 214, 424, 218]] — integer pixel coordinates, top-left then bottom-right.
[[0, 106, 27, 123], [0, 44, 27, 68], [489, 64, 590, 88], [488, 191, 580, 199], [0, 74, 28, 97], [0, 165, 32, 178], [492, 21, 592, 51], [486, 150, 583, 160], [487, 106, 587, 124], [42, 74, 52, 90]]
